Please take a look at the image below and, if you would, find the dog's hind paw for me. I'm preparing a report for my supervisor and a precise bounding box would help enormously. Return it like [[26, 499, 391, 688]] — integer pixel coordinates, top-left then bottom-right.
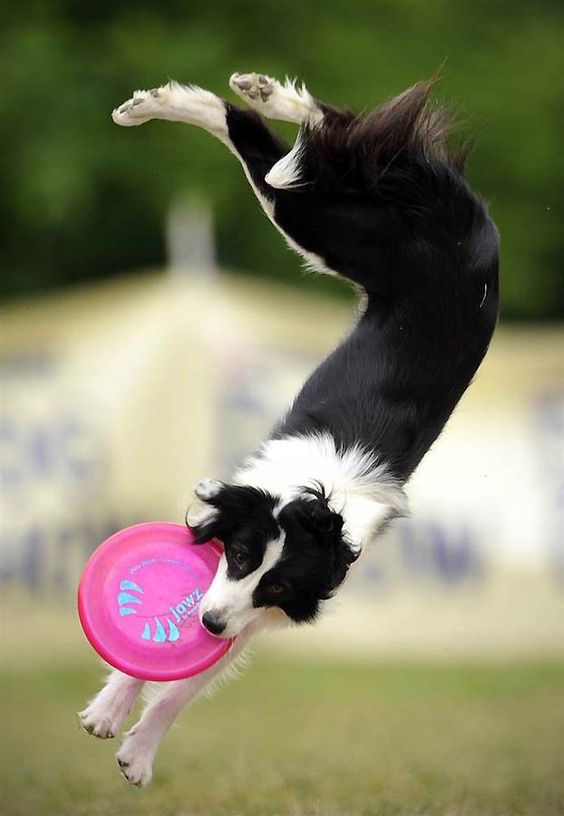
[[229, 72, 322, 126], [112, 87, 167, 127], [230, 72, 275, 103]]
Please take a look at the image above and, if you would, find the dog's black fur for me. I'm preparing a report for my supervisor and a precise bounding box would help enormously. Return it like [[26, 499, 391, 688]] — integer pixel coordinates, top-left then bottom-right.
[[225, 79, 499, 481], [192, 77, 498, 627]]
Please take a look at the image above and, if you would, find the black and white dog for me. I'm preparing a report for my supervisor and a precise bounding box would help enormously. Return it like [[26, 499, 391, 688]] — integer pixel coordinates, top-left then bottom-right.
[[79, 72, 499, 785]]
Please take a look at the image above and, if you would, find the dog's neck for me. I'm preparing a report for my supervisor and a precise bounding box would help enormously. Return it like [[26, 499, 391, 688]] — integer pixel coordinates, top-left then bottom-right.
[[233, 432, 408, 553]]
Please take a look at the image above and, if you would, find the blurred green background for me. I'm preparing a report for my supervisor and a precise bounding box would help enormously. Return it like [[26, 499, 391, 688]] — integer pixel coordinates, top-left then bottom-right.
[[2, 0, 563, 318]]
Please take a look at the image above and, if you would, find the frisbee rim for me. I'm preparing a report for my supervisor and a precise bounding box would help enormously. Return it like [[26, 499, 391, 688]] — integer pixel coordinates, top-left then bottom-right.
[[77, 522, 233, 681]]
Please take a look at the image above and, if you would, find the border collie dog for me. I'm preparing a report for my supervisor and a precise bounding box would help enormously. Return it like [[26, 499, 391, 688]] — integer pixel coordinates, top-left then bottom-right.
[[79, 72, 498, 785]]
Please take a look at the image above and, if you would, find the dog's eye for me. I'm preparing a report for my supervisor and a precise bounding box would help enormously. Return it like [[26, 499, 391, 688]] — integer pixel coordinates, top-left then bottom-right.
[[266, 582, 285, 596], [232, 551, 248, 568]]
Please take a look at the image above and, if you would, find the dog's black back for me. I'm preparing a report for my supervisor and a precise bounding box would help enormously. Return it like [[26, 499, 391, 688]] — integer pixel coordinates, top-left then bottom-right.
[[267, 80, 499, 480]]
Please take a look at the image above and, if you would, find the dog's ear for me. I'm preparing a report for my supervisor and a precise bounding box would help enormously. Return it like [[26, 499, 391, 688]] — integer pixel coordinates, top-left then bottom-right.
[[297, 497, 344, 536], [323, 532, 358, 596], [187, 479, 225, 544], [297, 485, 344, 536], [197, 482, 275, 516], [188, 481, 277, 544], [186, 510, 220, 546], [295, 487, 358, 592]]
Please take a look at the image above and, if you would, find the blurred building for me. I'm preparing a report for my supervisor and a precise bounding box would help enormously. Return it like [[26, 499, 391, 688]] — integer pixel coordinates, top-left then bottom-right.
[[2, 270, 563, 660]]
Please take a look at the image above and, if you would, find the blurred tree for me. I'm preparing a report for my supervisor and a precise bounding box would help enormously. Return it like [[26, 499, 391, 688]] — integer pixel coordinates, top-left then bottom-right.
[[1, 0, 563, 319]]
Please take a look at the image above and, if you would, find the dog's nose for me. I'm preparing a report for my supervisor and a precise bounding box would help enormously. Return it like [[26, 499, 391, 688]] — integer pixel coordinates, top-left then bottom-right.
[[201, 611, 227, 636]]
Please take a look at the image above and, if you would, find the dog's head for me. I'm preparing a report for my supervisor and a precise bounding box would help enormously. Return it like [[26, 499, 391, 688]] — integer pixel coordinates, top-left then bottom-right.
[[188, 479, 357, 638]]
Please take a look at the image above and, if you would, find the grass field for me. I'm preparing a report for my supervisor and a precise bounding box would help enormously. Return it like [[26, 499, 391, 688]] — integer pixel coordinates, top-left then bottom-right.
[[2, 655, 564, 816]]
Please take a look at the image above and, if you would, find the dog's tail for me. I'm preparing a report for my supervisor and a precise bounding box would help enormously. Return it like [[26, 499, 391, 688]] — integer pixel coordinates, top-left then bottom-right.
[[276, 76, 470, 195], [270, 75, 498, 307]]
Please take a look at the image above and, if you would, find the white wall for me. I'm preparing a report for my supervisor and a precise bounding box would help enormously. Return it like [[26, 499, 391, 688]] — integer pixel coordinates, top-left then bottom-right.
[[2, 273, 563, 658]]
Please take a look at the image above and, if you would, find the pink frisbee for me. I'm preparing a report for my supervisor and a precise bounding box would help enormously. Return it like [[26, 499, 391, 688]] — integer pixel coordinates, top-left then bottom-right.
[[78, 522, 233, 681]]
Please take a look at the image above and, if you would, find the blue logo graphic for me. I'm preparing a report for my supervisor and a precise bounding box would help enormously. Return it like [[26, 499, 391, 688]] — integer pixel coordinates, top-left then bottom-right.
[[118, 580, 144, 616], [116, 579, 203, 644]]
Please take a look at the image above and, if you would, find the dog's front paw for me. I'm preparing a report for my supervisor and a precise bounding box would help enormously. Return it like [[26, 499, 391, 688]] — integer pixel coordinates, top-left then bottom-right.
[[78, 682, 139, 739], [116, 733, 154, 787], [78, 703, 120, 739]]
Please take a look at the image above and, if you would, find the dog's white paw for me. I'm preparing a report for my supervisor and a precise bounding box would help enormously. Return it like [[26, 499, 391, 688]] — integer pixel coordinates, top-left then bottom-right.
[[112, 87, 167, 127], [78, 703, 121, 739], [229, 72, 322, 126], [230, 72, 276, 104], [78, 683, 139, 739], [194, 478, 223, 501], [116, 733, 154, 787]]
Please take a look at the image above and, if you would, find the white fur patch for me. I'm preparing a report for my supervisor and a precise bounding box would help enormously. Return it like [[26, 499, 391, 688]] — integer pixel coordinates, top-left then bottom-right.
[[265, 128, 306, 190], [234, 433, 408, 553]]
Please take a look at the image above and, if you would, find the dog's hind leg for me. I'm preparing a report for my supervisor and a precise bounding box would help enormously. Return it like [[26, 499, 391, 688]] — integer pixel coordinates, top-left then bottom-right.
[[112, 81, 288, 215], [229, 72, 326, 127], [229, 72, 350, 191]]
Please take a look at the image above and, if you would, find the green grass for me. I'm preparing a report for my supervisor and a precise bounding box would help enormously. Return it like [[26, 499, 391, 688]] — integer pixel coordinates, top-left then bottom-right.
[[2, 656, 564, 816]]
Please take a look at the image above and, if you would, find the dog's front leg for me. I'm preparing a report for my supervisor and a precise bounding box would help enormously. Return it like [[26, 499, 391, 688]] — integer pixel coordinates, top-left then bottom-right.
[[79, 669, 144, 739], [115, 630, 252, 787]]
